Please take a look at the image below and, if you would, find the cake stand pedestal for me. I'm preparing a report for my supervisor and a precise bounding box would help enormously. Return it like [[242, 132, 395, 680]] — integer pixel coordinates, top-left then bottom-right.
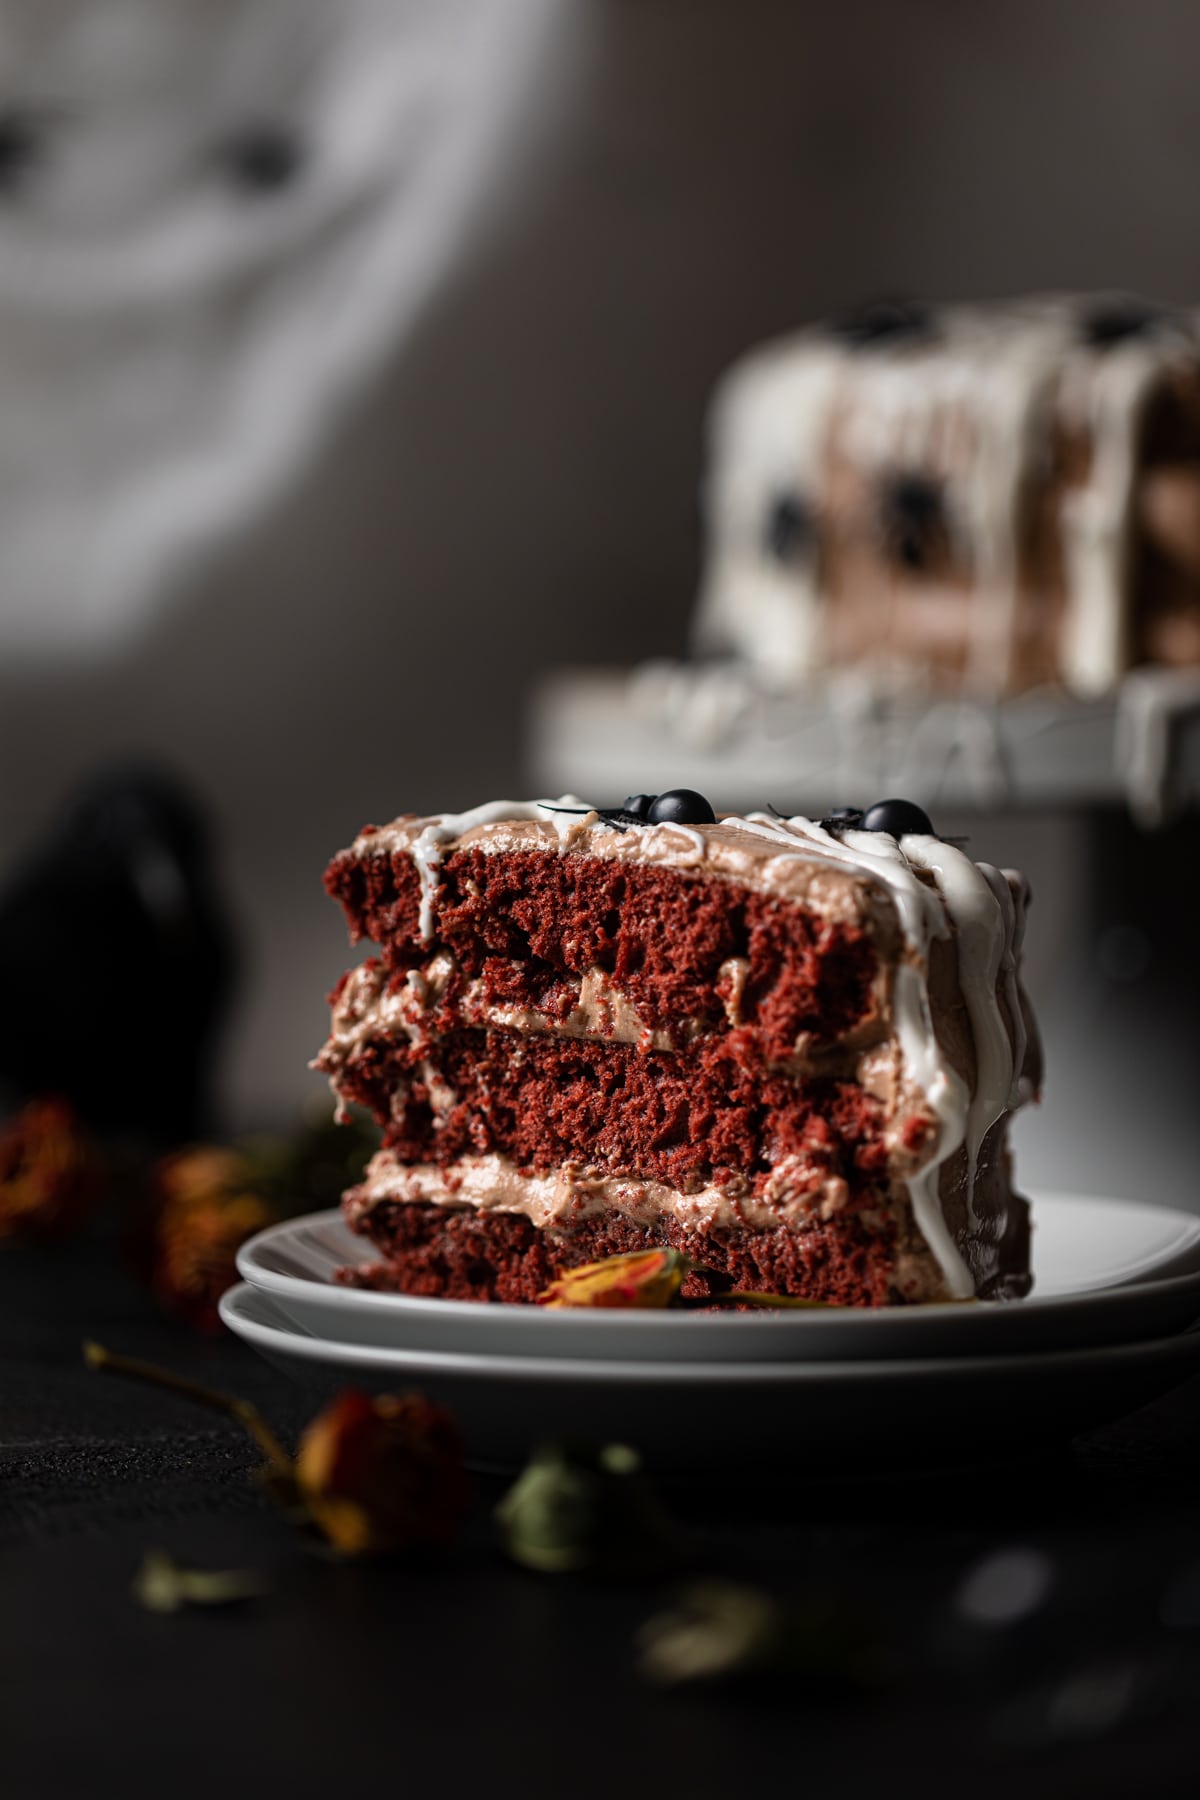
[[528, 663, 1200, 824]]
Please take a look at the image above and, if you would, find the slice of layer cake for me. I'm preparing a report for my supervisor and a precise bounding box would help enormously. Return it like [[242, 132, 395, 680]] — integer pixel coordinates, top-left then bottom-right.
[[315, 794, 1040, 1306]]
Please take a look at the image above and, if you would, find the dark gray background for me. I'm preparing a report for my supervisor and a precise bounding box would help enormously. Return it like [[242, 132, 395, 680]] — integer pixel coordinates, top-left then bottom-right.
[[2, 0, 1198, 1165]]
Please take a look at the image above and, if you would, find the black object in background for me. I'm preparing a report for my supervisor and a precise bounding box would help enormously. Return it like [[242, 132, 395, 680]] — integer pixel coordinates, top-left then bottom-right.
[[0, 762, 238, 1146]]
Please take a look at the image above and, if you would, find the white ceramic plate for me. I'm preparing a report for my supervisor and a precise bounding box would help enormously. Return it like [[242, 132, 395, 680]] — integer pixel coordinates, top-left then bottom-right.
[[220, 1282, 1200, 1471], [236, 1191, 1200, 1363]]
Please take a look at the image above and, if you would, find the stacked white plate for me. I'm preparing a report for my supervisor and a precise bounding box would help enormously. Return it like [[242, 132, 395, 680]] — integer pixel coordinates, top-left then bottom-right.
[[224, 1191, 1200, 1470]]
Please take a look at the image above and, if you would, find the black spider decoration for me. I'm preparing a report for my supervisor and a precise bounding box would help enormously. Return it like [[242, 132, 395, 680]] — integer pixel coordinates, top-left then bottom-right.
[[764, 491, 815, 564], [0, 108, 46, 195], [812, 800, 966, 845], [879, 473, 951, 573], [220, 125, 305, 195], [1081, 297, 1168, 348], [828, 297, 935, 350], [819, 806, 866, 832], [542, 790, 716, 830]]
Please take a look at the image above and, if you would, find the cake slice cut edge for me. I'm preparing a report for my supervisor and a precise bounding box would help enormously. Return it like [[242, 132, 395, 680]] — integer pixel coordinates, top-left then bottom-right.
[[314, 799, 1041, 1308]]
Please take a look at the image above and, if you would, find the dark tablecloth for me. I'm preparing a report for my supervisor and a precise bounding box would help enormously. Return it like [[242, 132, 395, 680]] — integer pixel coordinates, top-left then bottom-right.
[[4, 1235, 1200, 1800]]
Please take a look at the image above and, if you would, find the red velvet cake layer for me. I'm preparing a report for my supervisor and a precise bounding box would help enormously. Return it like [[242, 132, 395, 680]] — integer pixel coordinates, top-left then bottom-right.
[[330, 1021, 918, 1198], [336, 1197, 899, 1307], [326, 848, 879, 1058]]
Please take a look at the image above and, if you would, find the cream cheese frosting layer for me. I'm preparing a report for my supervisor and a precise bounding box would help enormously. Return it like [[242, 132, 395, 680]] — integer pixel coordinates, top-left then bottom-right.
[[345, 1147, 951, 1303], [350, 1146, 775, 1232], [320, 953, 674, 1068], [316, 943, 892, 1102], [327, 802, 1037, 1300], [346, 798, 900, 943]]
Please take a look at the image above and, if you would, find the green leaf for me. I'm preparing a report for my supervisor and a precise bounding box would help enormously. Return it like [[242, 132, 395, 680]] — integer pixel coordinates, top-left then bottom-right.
[[496, 1441, 681, 1576]]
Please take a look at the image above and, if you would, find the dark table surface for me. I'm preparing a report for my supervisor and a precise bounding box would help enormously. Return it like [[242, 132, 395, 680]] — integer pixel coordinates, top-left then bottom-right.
[[5, 1234, 1200, 1800]]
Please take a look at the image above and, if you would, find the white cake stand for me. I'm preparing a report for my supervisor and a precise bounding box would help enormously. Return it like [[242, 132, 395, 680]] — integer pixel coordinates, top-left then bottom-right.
[[528, 661, 1200, 826]]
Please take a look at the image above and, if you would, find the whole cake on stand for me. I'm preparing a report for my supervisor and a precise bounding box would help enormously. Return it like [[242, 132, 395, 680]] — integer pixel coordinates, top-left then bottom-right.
[[530, 293, 1200, 1220], [533, 294, 1200, 824]]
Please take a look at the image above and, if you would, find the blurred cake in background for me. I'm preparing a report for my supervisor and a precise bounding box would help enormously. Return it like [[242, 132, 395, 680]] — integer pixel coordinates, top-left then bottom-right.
[[532, 294, 1200, 824], [694, 294, 1200, 697]]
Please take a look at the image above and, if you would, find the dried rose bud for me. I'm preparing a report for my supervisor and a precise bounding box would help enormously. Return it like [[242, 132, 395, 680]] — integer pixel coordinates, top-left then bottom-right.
[[158, 1146, 250, 1207], [539, 1248, 692, 1310], [0, 1096, 101, 1241], [85, 1345, 472, 1562], [151, 1146, 274, 1331], [294, 1390, 470, 1556]]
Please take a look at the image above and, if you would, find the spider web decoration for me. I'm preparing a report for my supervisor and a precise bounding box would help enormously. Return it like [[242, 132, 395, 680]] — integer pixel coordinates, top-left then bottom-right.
[[0, 0, 568, 658]]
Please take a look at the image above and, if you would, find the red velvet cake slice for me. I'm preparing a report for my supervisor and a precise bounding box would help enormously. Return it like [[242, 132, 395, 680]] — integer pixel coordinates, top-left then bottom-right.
[[314, 795, 1040, 1306]]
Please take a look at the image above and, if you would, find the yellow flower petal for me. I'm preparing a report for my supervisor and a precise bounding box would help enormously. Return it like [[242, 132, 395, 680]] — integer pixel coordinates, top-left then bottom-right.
[[539, 1248, 692, 1310]]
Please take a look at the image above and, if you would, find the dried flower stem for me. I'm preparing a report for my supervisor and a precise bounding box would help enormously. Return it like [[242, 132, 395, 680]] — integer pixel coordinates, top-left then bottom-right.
[[82, 1340, 291, 1472]]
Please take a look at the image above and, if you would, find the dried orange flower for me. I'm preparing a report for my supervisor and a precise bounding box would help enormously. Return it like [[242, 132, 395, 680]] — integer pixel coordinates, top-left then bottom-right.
[[151, 1145, 274, 1331], [0, 1097, 101, 1241], [158, 1146, 250, 1208], [295, 1390, 470, 1556], [539, 1248, 692, 1310]]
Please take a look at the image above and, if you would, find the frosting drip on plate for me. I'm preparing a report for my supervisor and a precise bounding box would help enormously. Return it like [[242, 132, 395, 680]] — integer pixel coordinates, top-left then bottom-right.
[[735, 813, 1025, 1296]]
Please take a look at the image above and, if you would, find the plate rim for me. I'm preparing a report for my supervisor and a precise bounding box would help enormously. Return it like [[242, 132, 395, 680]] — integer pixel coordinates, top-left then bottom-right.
[[236, 1190, 1200, 1332], [220, 1281, 1200, 1388]]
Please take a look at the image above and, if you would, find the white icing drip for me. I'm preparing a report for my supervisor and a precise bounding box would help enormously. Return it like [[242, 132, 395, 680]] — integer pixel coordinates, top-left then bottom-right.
[[739, 812, 1021, 1297], [695, 347, 841, 679], [739, 812, 949, 947], [958, 328, 1060, 690], [903, 842, 1015, 1230], [887, 961, 971, 1297], [832, 829, 974, 1296], [1058, 339, 1180, 695], [403, 795, 595, 939], [643, 821, 706, 862]]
